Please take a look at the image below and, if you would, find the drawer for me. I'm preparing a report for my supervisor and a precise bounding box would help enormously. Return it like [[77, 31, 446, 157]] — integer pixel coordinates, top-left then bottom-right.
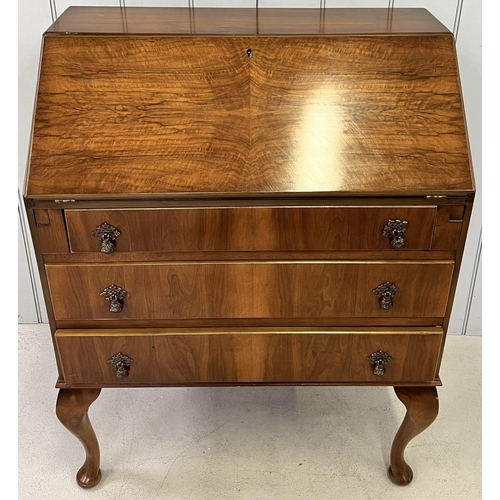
[[65, 206, 437, 253], [46, 261, 454, 322], [55, 327, 443, 385]]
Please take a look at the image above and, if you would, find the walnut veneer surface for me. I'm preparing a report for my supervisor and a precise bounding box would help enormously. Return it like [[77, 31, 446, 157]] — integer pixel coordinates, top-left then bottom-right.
[[24, 7, 474, 489], [26, 9, 473, 199]]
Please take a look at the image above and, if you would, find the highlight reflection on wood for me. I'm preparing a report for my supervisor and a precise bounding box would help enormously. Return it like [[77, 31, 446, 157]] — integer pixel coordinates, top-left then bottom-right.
[[27, 34, 473, 198]]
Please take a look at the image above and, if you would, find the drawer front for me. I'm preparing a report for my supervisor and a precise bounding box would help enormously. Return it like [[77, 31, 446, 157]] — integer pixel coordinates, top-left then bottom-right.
[[55, 327, 443, 385], [65, 206, 437, 253], [46, 261, 454, 321]]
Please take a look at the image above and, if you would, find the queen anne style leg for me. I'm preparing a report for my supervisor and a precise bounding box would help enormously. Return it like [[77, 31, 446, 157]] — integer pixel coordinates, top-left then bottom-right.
[[389, 387, 439, 486], [56, 389, 102, 488]]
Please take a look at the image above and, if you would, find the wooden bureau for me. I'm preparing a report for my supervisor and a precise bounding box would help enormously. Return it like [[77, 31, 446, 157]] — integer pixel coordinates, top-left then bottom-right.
[[24, 7, 474, 489]]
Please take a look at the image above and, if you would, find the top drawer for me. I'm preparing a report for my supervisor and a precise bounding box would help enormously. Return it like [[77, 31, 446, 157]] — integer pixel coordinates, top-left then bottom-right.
[[65, 206, 437, 254]]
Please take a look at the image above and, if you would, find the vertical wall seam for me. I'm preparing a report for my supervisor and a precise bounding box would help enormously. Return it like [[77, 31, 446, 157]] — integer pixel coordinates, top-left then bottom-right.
[[453, 0, 464, 38], [49, 0, 57, 23], [18, 190, 43, 323], [461, 229, 482, 335]]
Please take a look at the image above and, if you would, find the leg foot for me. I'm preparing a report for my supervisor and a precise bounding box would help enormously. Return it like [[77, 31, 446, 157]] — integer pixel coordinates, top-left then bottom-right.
[[388, 386, 439, 486], [56, 388, 102, 488]]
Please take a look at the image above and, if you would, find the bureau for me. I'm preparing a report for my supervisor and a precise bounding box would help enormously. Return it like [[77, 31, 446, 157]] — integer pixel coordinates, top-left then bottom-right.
[[24, 6, 475, 489]]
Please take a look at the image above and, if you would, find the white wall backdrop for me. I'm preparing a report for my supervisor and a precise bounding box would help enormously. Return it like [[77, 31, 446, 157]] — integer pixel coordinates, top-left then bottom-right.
[[18, 0, 482, 334]]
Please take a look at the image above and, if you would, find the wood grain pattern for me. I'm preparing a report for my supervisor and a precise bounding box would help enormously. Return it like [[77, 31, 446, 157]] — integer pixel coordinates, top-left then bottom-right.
[[24, 204, 65, 379], [33, 209, 69, 253], [54, 318, 445, 330], [46, 8, 450, 36], [389, 387, 439, 486], [56, 388, 102, 488], [44, 250, 456, 264], [46, 261, 454, 322], [55, 328, 443, 385], [26, 34, 473, 198], [65, 206, 436, 253], [30, 195, 473, 210], [432, 205, 464, 250], [22, 9, 475, 487]]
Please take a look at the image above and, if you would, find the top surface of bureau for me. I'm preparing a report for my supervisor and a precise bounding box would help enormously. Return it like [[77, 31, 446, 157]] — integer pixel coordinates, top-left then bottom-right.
[[25, 7, 474, 200]]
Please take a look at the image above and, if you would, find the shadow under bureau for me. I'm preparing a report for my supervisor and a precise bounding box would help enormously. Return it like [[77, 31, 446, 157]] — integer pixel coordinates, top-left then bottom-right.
[[24, 6, 475, 489]]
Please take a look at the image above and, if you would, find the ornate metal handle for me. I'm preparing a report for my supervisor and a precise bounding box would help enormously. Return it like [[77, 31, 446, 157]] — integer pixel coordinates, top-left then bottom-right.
[[373, 282, 400, 310], [382, 219, 408, 250], [100, 284, 127, 313], [367, 350, 392, 376], [92, 222, 120, 254], [108, 352, 133, 379]]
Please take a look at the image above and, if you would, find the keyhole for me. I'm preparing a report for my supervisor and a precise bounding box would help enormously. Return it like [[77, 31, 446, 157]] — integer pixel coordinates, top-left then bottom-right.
[[246, 48, 252, 58]]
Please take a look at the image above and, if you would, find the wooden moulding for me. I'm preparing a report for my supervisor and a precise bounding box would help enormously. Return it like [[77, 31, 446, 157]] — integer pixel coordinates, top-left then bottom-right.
[[46, 8, 450, 36], [44, 251, 456, 264], [28, 195, 473, 209], [54, 318, 445, 329]]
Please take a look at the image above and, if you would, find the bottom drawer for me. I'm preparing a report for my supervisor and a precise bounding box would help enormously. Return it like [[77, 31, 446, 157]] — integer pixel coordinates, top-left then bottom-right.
[[56, 327, 442, 386]]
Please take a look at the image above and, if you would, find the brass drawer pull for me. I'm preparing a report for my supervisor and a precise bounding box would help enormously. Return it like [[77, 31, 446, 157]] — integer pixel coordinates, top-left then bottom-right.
[[383, 219, 408, 249], [367, 350, 392, 376], [373, 281, 400, 310], [108, 352, 133, 379], [92, 222, 120, 254], [100, 284, 127, 313]]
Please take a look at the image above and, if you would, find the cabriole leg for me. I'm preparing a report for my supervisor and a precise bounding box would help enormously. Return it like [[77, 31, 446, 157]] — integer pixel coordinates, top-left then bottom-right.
[[388, 386, 439, 486], [56, 388, 102, 488]]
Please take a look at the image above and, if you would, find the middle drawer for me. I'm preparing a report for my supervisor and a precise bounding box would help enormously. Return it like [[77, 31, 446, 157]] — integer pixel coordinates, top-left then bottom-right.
[[46, 261, 453, 322]]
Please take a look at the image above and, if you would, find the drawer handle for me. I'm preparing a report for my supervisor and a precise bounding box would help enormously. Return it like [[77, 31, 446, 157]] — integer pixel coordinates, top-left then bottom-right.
[[100, 284, 127, 313], [108, 352, 133, 379], [373, 281, 400, 310], [383, 219, 408, 250], [367, 350, 392, 376], [92, 222, 121, 254]]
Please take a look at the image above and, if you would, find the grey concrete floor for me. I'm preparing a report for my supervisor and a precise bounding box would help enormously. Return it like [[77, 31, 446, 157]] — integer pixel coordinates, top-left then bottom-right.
[[19, 324, 481, 499]]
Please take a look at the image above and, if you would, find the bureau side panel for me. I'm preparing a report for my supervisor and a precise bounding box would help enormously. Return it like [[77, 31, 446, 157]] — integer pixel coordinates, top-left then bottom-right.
[[23, 203, 64, 378]]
